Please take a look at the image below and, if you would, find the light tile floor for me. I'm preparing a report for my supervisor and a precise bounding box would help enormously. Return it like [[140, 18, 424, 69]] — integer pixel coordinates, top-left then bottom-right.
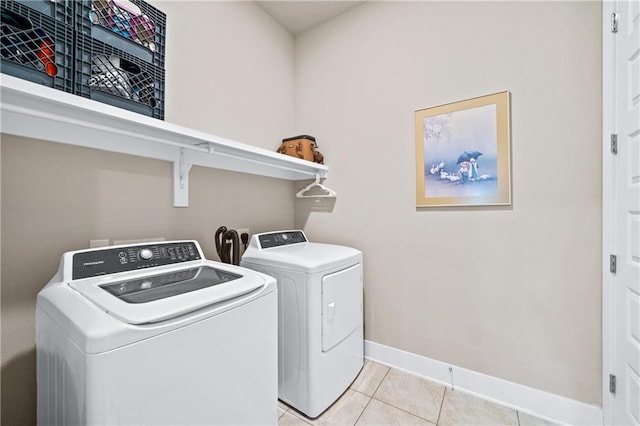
[[278, 360, 559, 426]]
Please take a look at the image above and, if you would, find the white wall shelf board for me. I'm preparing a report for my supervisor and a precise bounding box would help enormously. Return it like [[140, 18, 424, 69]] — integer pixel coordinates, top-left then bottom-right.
[[0, 74, 328, 207]]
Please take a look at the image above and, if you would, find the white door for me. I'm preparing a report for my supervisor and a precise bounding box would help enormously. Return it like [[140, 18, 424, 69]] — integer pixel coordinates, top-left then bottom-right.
[[321, 264, 362, 352], [604, 1, 640, 424]]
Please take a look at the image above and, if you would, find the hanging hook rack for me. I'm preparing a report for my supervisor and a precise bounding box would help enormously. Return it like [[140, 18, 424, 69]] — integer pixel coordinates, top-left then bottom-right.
[[296, 173, 337, 198]]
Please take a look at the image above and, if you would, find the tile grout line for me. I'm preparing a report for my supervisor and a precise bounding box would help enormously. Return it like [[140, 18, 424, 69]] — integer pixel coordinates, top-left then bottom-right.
[[367, 367, 441, 425], [369, 367, 445, 425], [353, 365, 392, 425], [368, 397, 438, 425], [370, 365, 391, 397], [351, 365, 387, 426], [352, 391, 374, 425], [435, 386, 447, 425]]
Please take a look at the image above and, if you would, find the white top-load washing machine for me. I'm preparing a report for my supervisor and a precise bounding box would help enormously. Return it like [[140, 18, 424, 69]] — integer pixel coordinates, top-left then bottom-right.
[[36, 240, 278, 426], [241, 230, 363, 418]]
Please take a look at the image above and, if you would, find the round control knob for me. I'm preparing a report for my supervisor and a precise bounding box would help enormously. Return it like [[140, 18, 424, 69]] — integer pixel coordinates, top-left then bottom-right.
[[139, 248, 153, 260]]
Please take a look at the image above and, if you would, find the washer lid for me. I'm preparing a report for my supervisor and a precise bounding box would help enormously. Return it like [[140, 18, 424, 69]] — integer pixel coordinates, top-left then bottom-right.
[[242, 242, 362, 273], [70, 264, 267, 324]]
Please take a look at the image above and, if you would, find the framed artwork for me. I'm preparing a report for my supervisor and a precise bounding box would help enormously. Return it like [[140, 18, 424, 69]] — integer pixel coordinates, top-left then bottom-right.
[[415, 91, 511, 207]]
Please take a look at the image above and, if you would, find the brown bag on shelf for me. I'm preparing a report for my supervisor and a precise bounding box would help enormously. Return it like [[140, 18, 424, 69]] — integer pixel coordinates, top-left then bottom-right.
[[277, 135, 324, 164]]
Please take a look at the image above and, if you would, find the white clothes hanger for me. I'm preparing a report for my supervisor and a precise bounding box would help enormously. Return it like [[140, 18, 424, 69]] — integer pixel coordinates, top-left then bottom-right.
[[296, 174, 337, 198]]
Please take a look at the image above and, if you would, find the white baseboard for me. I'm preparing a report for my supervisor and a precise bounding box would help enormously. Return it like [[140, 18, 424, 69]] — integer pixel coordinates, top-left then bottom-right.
[[364, 340, 603, 425]]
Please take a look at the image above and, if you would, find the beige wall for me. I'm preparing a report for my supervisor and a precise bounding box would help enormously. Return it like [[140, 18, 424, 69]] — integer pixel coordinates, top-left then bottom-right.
[[295, 1, 602, 404], [155, 1, 295, 148], [1, 2, 295, 424]]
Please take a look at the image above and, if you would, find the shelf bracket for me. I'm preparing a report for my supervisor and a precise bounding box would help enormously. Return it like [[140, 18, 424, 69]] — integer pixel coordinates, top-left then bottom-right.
[[173, 144, 212, 207]]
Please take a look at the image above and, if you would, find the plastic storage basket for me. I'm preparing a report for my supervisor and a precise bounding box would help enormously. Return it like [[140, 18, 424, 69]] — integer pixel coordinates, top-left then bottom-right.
[[74, 33, 164, 119], [75, 0, 165, 68], [1, 0, 74, 92], [12, 0, 73, 24]]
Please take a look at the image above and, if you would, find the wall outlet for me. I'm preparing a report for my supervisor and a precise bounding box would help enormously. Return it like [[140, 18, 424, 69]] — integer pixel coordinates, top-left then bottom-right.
[[237, 228, 250, 253], [89, 239, 110, 248]]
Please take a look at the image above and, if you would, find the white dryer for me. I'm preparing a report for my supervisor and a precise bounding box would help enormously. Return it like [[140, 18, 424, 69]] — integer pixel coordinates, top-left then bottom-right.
[[36, 240, 277, 425], [241, 230, 363, 418]]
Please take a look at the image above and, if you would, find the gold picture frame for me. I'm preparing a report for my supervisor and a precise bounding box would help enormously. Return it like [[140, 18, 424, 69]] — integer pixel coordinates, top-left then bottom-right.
[[415, 91, 511, 207]]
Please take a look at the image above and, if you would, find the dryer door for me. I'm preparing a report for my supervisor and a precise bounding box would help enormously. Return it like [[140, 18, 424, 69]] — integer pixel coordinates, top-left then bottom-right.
[[321, 263, 362, 352]]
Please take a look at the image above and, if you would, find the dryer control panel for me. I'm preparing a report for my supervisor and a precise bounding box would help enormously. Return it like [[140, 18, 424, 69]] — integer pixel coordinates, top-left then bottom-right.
[[258, 231, 307, 249], [72, 241, 201, 279]]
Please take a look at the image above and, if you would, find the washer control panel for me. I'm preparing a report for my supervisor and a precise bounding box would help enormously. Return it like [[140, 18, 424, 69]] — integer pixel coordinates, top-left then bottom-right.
[[258, 231, 307, 249], [72, 241, 201, 279]]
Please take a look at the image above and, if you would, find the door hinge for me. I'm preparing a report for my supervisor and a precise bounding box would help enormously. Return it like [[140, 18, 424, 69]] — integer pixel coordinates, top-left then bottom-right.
[[610, 374, 617, 394], [611, 12, 618, 33], [610, 254, 617, 273], [611, 134, 618, 154]]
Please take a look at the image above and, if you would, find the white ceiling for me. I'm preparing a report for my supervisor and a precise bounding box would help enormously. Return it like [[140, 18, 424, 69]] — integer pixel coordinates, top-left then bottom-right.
[[255, 1, 365, 35]]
